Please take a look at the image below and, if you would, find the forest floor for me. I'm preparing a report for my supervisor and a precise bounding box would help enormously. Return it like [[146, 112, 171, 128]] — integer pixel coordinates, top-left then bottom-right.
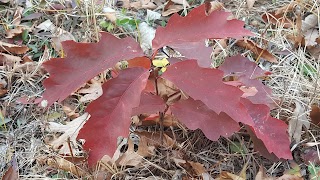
[[1, 0, 320, 179]]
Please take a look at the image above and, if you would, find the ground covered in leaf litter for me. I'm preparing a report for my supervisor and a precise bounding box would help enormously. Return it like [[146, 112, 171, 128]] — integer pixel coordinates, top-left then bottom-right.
[[0, 0, 320, 179]]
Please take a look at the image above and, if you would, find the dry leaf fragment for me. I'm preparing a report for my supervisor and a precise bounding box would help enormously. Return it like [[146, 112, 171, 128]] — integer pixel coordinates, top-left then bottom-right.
[[262, 12, 294, 28], [275, 1, 298, 15], [0, 41, 29, 54], [46, 113, 89, 155], [0, 53, 22, 66], [310, 105, 320, 126], [288, 101, 310, 142], [246, 0, 255, 9], [303, 29, 319, 46], [236, 40, 278, 63], [46, 156, 89, 178], [162, 4, 184, 16], [77, 76, 104, 102]]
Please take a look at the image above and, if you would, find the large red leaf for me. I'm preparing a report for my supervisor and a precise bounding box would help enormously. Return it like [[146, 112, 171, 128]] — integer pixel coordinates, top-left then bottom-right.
[[77, 67, 149, 166], [152, 4, 253, 66], [42, 32, 144, 106], [219, 55, 274, 107], [162, 60, 254, 126], [241, 98, 292, 159], [171, 98, 240, 140], [132, 91, 166, 115]]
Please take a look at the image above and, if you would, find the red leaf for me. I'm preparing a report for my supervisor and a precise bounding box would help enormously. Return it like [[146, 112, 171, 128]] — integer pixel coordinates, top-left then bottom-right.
[[42, 32, 144, 106], [77, 67, 149, 166], [241, 98, 292, 159], [152, 4, 253, 51], [162, 60, 254, 126], [132, 91, 166, 115], [171, 98, 240, 140], [219, 55, 274, 107]]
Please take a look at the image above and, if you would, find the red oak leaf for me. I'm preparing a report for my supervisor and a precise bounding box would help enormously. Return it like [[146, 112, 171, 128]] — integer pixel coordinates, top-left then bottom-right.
[[132, 91, 166, 115], [152, 4, 253, 66], [42, 32, 144, 106], [162, 60, 254, 126], [171, 98, 240, 140], [219, 55, 274, 107], [241, 98, 292, 159], [77, 67, 149, 166]]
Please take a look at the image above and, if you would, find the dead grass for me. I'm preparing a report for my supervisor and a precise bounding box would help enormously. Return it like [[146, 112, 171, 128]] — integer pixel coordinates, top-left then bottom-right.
[[1, 0, 320, 179]]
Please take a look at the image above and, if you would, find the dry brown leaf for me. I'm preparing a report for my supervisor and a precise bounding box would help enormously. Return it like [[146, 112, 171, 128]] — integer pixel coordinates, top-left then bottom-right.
[[141, 114, 179, 127], [6, 26, 24, 39], [77, 76, 104, 102], [207, 1, 224, 14], [46, 156, 89, 178], [12, 6, 23, 26], [0, 41, 29, 54], [236, 40, 278, 63], [275, 1, 298, 15], [288, 101, 310, 142], [115, 138, 145, 166], [157, 77, 181, 103], [217, 171, 245, 180], [62, 105, 80, 119], [188, 161, 206, 176], [2, 164, 18, 180], [262, 12, 294, 28], [310, 105, 320, 126], [162, 4, 184, 16], [0, 53, 22, 67], [212, 39, 228, 58], [46, 113, 89, 155]]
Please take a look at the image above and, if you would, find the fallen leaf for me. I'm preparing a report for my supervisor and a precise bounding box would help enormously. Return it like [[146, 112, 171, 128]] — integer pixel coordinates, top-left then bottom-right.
[[236, 39, 278, 63], [255, 166, 275, 180], [288, 101, 310, 142], [303, 29, 319, 46], [188, 161, 206, 176], [162, 4, 184, 16], [0, 41, 29, 54], [46, 156, 89, 178], [310, 105, 320, 126], [77, 75, 104, 102], [77, 67, 149, 166], [262, 12, 293, 28], [47, 113, 89, 155], [217, 171, 245, 180], [275, 1, 298, 15]]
